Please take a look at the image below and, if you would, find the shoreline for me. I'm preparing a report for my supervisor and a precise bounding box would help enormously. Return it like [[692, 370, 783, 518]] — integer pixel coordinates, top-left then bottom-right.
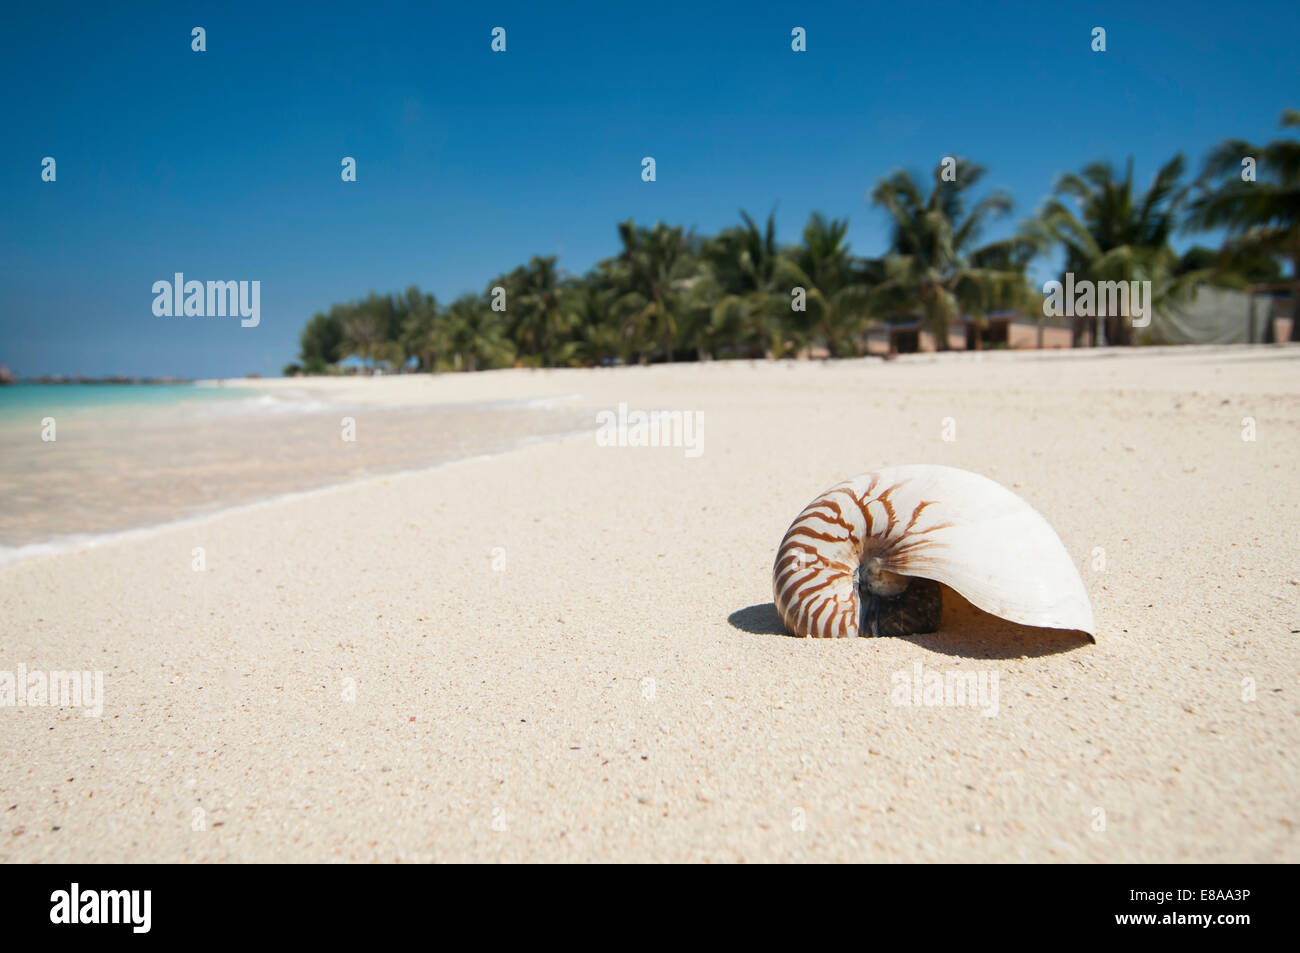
[[0, 427, 594, 570], [0, 382, 592, 552]]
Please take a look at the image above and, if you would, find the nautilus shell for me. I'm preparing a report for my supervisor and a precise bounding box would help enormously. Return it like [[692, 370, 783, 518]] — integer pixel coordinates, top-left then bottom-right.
[[773, 465, 1095, 639]]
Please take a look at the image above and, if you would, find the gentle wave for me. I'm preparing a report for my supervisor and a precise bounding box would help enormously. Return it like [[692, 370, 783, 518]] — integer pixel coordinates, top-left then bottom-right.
[[186, 391, 340, 417], [0, 426, 594, 570]]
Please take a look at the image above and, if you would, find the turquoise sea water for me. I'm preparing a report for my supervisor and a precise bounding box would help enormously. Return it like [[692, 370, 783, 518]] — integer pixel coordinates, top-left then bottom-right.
[[0, 382, 251, 420], [0, 380, 591, 558]]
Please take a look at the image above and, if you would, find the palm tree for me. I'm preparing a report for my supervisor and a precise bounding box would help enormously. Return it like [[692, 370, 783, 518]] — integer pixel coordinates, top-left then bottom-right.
[[363, 291, 404, 348], [702, 211, 796, 357], [870, 161, 1030, 350], [612, 220, 696, 362], [503, 256, 574, 366], [445, 293, 514, 371], [562, 268, 625, 366], [1028, 155, 1191, 346], [341, 303, 388, 372], [784, 213, 876, 356], [1186, 108, 1300, 341], [299, 307, 346, 372], [674, 265, 727, 361], [397, 286, 440, 372]]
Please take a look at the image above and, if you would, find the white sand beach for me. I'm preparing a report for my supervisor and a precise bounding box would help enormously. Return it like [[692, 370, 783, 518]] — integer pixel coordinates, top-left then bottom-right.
[[1, 346, 1297, 862]]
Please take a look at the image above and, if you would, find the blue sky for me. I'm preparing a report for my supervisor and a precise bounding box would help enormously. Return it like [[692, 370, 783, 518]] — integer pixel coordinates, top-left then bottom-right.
[[2, 0, 1296, 378]]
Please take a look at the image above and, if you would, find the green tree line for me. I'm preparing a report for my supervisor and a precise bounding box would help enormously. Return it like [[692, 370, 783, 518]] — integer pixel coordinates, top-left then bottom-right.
[[289, 110, 1298, 375]]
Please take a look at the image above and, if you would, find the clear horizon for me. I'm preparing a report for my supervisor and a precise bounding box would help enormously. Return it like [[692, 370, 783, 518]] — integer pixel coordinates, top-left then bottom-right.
[[2, 0, 1297, 378]]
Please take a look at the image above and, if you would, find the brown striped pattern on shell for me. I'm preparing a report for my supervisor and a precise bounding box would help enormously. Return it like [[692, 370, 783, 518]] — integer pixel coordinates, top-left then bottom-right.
[[773, 474, 951, 638]]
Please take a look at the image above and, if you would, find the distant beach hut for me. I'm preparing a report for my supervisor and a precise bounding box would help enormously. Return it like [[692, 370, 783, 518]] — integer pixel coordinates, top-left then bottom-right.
[[866, 312, 1070, 355], [958, 311, 1072, 349], [957, 313, 1012, 350], [882, 319, 924, 354]]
